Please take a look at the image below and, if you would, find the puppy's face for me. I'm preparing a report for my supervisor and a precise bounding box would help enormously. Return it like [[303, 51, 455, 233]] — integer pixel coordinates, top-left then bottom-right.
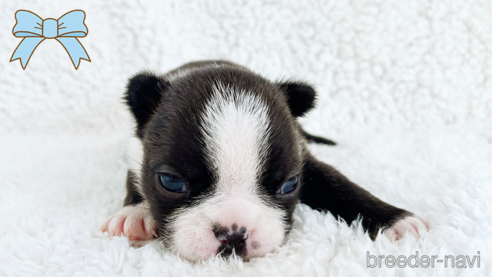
[[127, 66, 316, 261]]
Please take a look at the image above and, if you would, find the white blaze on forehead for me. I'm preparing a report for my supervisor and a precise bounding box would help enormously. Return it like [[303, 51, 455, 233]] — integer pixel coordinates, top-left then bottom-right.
[[201, 82, 271, 194]]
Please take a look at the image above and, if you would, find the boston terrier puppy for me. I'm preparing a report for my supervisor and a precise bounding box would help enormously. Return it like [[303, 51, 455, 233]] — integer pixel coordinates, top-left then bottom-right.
[[101, 61, 428, 261]]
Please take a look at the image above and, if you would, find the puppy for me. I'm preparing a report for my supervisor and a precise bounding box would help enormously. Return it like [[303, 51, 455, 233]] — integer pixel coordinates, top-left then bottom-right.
[[101, 61, 428, 261]]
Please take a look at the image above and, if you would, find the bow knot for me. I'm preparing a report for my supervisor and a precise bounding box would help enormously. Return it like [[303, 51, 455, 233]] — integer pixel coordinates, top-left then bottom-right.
[[10, 9, 90, 69], [42, 19, 58, 38]]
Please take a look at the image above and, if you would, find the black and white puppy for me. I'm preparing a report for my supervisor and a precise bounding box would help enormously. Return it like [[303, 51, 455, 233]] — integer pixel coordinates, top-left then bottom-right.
[[101, 61, 428, 261]]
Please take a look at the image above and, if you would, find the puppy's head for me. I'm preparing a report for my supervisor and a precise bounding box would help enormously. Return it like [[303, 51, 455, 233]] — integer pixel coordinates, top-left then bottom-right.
[[125, 66, 316, 261]]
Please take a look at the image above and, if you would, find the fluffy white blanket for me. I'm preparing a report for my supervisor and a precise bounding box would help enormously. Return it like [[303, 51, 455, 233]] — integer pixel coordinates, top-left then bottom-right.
[[1, 1, 491, 276]]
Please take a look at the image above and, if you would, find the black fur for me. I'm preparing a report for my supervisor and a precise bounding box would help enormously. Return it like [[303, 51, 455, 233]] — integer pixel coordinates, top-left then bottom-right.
[[300, 153, 410, 238], [123, 171, 143, 206], [279, 81, 316, 117], [301, 129, 337, 145], [124, 72, 170, 138]]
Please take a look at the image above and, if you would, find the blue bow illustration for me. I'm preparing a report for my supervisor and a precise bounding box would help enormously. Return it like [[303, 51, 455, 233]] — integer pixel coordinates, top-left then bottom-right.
[[10, 10, 90, 69]]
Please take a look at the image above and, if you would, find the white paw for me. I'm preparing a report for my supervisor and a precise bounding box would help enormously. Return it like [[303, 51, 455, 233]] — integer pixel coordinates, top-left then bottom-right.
[[384, 215, 429, 241], [101, 203, 157, 245]]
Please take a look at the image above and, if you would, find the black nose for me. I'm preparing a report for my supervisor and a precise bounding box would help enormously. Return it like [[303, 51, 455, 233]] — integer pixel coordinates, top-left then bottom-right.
[[213, 223, 248, 257]]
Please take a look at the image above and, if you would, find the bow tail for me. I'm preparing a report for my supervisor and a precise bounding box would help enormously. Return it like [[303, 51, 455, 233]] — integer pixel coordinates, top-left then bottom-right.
[[56, 37, 90, 69], [10, 37, 45, 69]]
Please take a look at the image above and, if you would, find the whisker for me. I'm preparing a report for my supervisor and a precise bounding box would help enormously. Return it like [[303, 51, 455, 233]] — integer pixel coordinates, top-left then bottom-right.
[[125, 154, 143, 166]]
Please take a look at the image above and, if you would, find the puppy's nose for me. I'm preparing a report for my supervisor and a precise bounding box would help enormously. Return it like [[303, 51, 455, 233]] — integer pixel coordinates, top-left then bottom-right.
[[213, 223, 249, 257]]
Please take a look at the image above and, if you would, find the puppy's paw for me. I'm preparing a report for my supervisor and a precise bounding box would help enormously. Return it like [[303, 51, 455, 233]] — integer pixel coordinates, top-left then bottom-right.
[[101, 203, 157, 245], [384, 215, 429, 241]]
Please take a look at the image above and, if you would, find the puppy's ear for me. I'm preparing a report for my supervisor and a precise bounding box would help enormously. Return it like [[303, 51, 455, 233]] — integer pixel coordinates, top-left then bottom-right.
[[124, 71, 170, 137], [278, 81, 316, 117]]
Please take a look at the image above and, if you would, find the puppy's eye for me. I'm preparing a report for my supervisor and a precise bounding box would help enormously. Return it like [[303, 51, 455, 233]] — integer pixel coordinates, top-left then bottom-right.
[[278, 176, 298, 195], [159, 173, 186, 193]]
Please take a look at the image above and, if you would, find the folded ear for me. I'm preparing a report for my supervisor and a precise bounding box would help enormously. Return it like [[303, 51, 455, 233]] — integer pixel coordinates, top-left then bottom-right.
[[124, 71, 170, 137], [278, 81, 316, 117]]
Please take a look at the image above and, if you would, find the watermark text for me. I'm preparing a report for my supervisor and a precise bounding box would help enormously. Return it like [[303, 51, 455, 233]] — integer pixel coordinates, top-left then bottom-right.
[[366, 251, 481, 268]]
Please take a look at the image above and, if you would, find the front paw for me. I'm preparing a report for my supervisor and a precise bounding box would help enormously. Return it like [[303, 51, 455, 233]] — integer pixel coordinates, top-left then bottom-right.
[[101, 203, 157, 245], [383, 214, 428, 241]]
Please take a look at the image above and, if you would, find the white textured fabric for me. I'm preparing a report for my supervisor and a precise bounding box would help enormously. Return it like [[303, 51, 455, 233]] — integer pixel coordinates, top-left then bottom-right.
[[1, 0, 491, 276]]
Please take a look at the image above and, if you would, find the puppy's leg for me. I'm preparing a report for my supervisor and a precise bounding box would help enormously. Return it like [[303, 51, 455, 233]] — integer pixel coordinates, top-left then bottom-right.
[[300, 154, 428, 240], [101, 171, 157, 246]]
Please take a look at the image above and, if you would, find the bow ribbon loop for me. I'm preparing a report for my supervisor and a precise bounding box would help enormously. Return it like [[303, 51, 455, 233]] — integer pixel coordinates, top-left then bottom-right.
[[10, 10, 90, 69]]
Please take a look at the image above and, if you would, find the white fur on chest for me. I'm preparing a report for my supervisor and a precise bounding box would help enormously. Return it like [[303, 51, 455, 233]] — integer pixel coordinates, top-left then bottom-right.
[[126, 135, 145, 196]]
